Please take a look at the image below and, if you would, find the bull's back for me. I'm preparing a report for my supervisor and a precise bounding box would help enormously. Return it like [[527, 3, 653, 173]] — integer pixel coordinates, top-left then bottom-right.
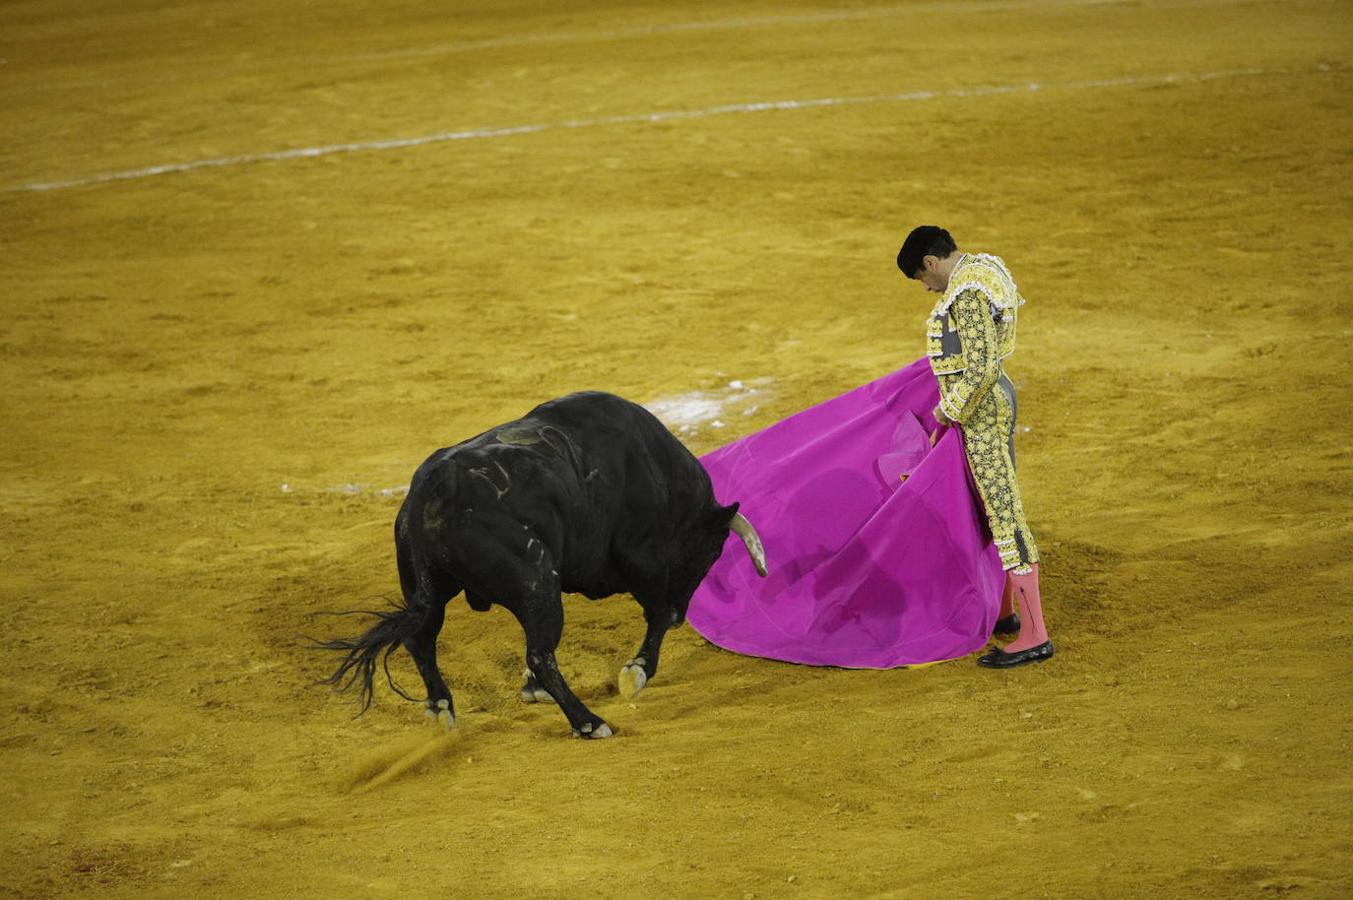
[[400, 393, 645, 543], [400, 392, 714, 580], [529, 391, 706, 478]]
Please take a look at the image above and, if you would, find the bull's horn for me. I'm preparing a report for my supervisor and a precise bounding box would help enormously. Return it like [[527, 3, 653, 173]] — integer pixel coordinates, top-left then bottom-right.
[[729, 512, 767, 578]]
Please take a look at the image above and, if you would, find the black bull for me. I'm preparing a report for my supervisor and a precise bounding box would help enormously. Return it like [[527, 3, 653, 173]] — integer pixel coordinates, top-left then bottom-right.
[[319, 391, 766, 738]]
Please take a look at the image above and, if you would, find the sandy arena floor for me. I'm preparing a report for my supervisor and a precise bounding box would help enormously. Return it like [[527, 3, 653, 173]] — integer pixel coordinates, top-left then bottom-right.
[[2, 0, 1351, 896]]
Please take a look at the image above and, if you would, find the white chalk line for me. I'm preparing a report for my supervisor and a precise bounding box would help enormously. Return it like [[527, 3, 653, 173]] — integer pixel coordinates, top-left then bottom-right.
[[12, 66, 1280, 193], [333, 0, 1303, 68], [343, 0, 1136, 64], [0, 0, 1175, 92]]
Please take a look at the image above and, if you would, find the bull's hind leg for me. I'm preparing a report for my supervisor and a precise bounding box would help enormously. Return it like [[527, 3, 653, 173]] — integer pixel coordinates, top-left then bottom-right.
[[507, 591, 613, 739], [403, 598, 456, 730], [619, 603, 672, 699], [396, 543, 458, 730]]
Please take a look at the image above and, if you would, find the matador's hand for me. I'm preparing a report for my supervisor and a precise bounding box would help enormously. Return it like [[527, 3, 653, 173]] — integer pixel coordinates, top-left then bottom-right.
[[930, 405, 951, 445]]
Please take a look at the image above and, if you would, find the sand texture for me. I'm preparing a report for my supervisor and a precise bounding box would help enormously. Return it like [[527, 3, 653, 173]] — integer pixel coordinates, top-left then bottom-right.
[[2, 0, 1350, 896]]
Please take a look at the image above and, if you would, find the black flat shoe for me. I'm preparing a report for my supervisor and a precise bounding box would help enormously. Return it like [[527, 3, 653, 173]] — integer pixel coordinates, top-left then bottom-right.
[[993, 613, 1021, 635], [977, 640, 1054, 668]]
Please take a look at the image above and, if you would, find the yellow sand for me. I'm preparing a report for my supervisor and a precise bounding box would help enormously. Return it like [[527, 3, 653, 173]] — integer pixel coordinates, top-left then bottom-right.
[[2, 0, 1350, 895]]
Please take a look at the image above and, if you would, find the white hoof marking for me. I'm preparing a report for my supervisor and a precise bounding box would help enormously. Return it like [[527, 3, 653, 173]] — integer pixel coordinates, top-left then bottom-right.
[[519, 669, 553, 704], [426, 699, 452, 726], [619, 663, 648, 699]]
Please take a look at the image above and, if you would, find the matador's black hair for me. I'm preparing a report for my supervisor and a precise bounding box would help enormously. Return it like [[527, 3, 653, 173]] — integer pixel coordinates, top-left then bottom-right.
[[896, 226, 958, 277]]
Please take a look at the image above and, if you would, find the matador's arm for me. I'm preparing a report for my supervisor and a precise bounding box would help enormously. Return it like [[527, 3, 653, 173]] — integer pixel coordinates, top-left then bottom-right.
[[938, 287, 1001, 425]]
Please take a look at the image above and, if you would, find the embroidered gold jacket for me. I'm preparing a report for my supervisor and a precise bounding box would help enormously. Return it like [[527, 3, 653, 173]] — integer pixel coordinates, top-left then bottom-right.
[[925, 253, 1024, 424]]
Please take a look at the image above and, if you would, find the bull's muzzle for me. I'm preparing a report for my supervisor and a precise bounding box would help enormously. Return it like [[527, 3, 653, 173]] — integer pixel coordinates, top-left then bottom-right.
[[730, 512, 768, 578]]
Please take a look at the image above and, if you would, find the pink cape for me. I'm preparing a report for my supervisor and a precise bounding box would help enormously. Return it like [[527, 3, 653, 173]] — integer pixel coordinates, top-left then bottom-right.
[[687, 358, 1005, 668]]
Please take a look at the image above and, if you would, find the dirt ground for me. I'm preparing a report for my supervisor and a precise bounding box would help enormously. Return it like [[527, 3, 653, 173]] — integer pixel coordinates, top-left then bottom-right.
[[2, 0, 1351, 896]]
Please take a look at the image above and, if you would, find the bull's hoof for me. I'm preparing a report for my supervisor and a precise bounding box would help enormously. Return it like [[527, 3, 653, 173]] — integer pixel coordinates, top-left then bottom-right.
[[572, 721, 614, 740], [519, 670, 553, 704], [423, 698, 456, 731], [618, 660, 648, 699]]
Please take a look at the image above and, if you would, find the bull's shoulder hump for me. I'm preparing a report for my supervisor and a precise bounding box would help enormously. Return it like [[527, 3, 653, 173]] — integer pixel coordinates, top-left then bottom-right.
[[411, 431, 502, 474], [528, 392, 659, 428], [530, 391, 639, 416]]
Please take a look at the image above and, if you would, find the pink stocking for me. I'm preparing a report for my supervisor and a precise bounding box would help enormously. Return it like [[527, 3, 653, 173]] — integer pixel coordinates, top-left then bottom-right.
[[999, 576, 1017, 620], [1002, 564, 1049, 653]]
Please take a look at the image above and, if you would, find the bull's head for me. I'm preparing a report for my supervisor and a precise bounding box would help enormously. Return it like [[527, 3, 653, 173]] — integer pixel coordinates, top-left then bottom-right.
[[691, 502, 767, 581], [673, 502, 769, 626]]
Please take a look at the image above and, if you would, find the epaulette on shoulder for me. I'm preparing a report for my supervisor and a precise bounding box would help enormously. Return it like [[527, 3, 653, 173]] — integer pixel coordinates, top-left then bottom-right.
[[940, 254, 1022, 320]]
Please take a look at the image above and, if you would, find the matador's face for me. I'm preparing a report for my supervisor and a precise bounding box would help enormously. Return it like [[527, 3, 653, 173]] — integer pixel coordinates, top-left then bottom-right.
[[912, 255, 951, 294]]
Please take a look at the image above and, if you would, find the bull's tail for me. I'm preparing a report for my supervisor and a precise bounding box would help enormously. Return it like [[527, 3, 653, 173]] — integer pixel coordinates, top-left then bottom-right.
[[312, 599, 426, 713]]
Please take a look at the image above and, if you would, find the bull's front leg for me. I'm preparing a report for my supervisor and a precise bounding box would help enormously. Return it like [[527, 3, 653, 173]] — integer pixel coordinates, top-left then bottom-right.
[[509, 595, 613, 739], [619, 603, 673, 699], [519, 668, 552, 704]]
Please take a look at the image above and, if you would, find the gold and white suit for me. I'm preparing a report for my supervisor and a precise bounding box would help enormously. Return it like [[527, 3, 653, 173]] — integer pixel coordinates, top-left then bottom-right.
[[926, 253, 1038, 572]]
